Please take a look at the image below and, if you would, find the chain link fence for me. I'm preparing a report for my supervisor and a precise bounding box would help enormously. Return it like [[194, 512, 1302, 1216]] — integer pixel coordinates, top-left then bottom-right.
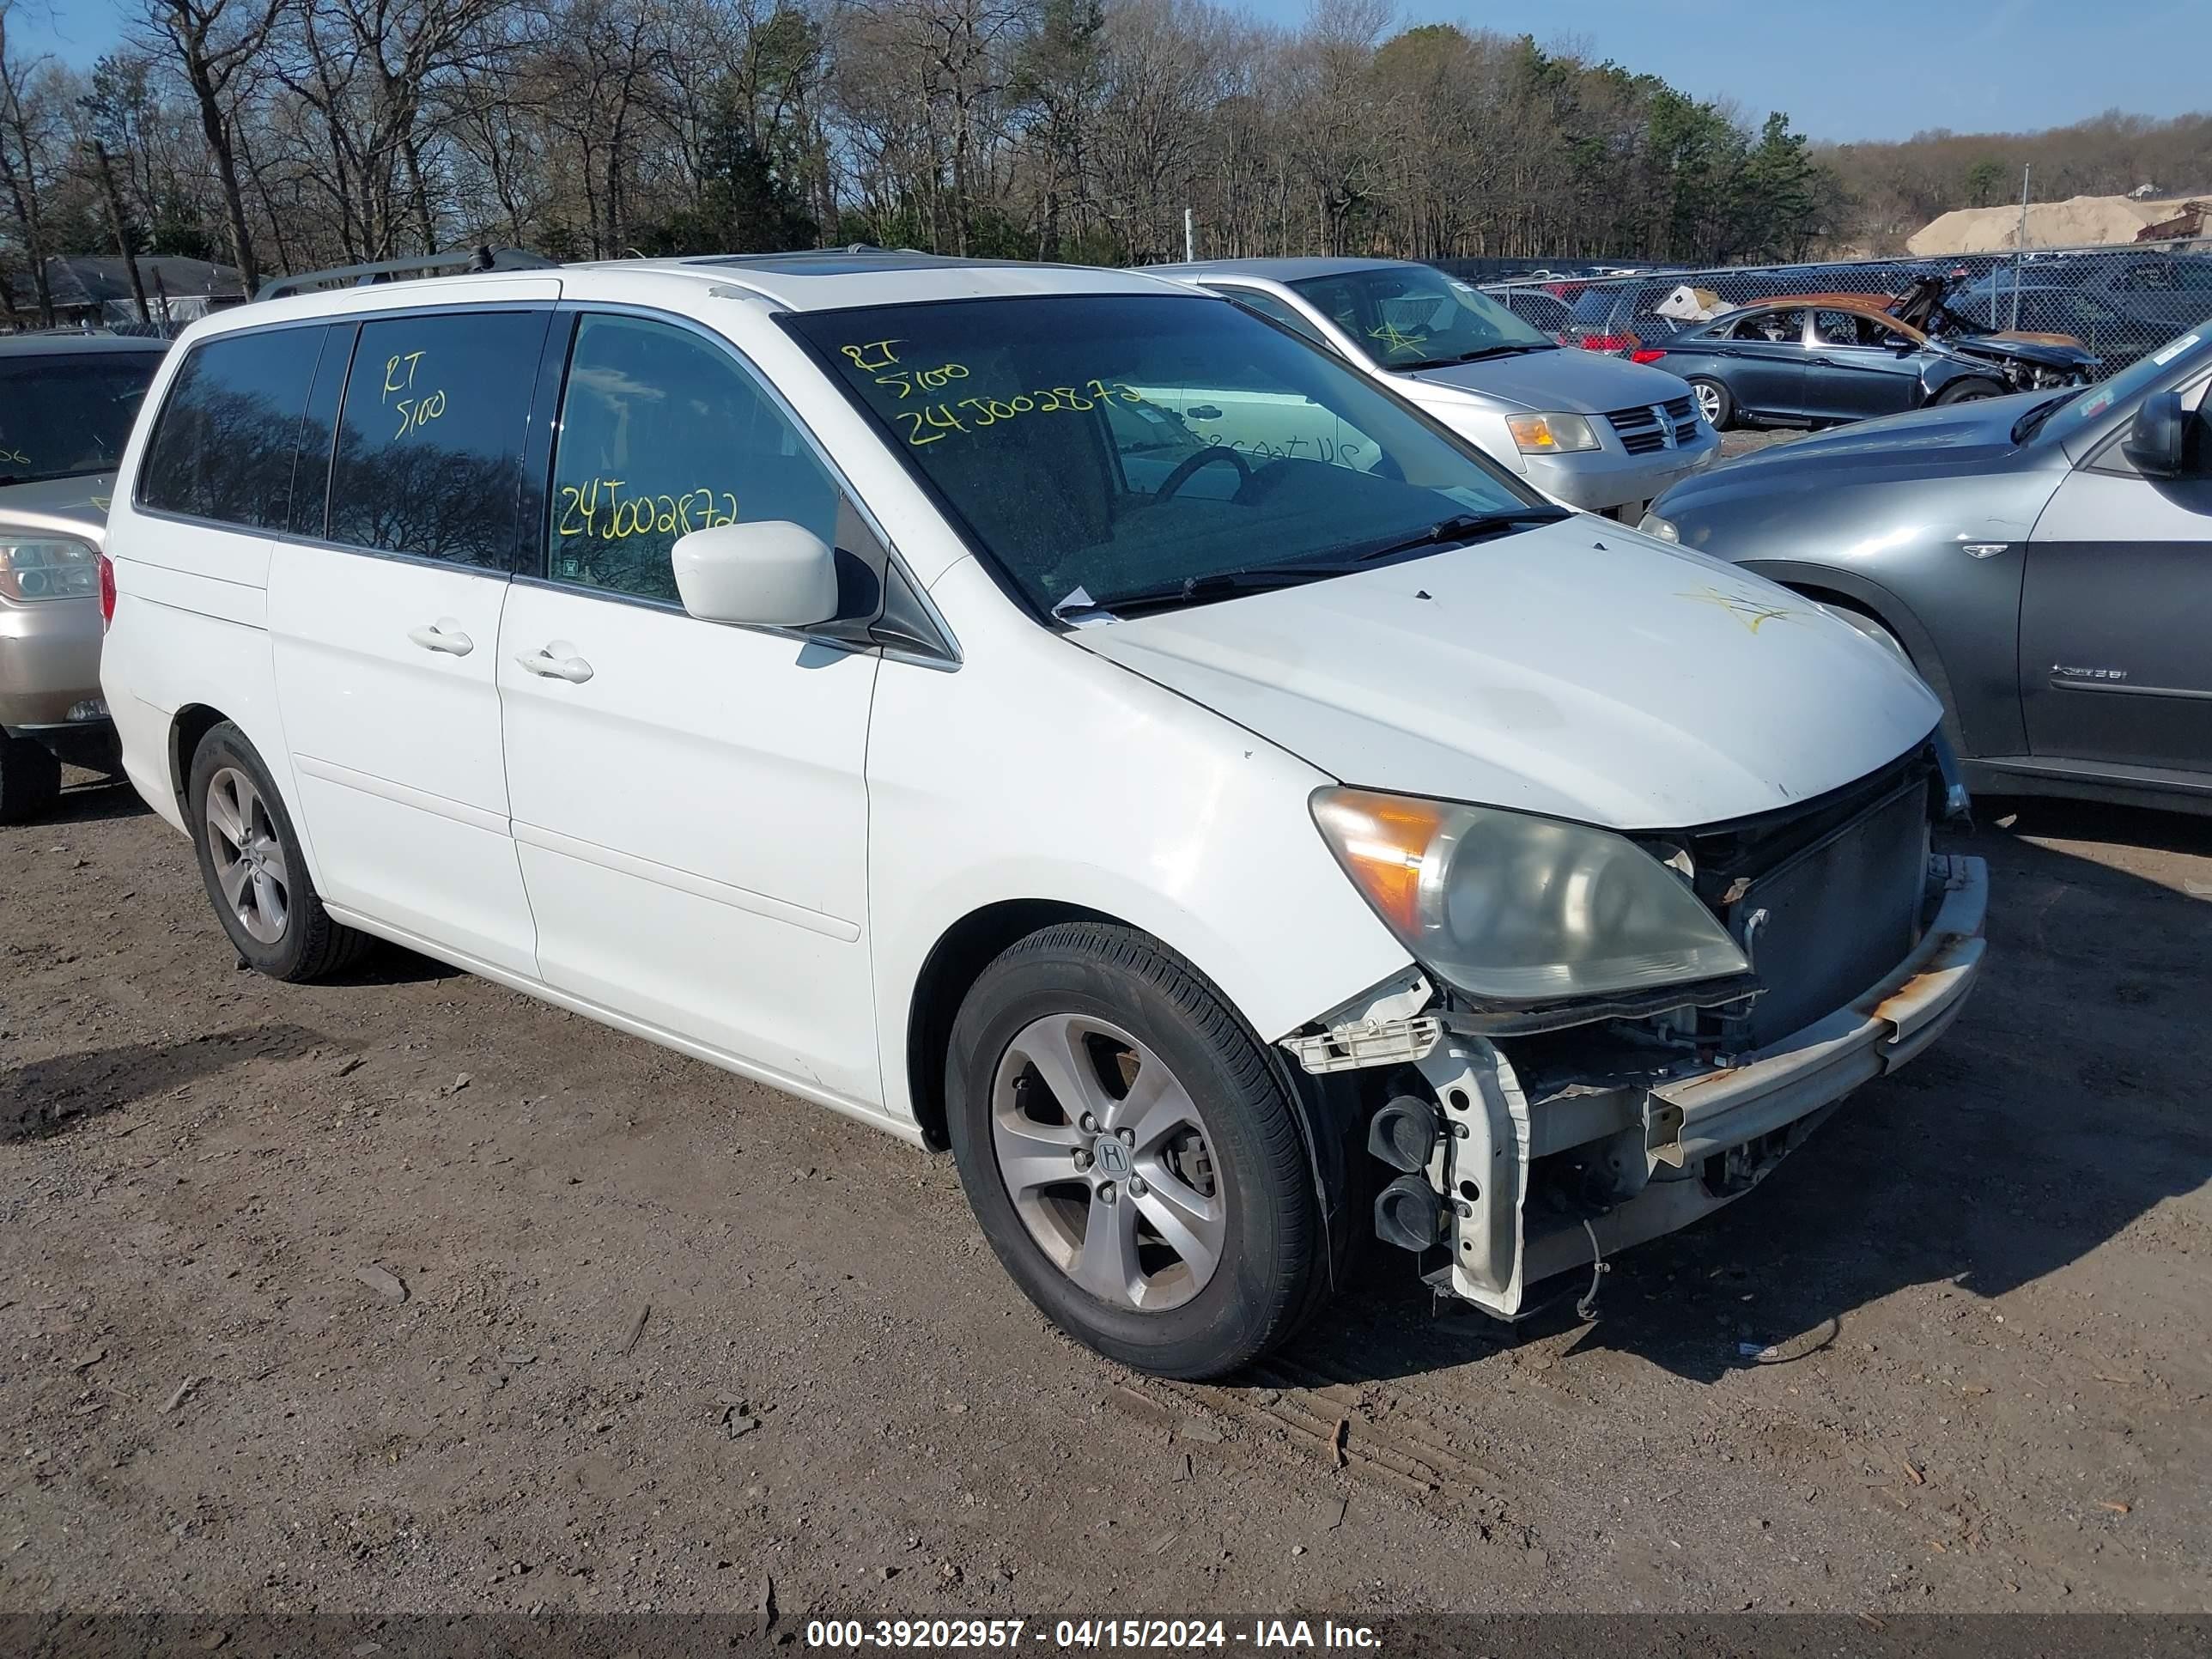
[[1475, 237, 2212, 379]]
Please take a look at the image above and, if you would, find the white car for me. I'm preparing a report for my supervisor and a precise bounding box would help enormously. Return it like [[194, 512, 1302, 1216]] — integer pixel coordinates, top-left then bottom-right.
[[97, 252, 1986, 1379], [1144, 258, 1721, 518]]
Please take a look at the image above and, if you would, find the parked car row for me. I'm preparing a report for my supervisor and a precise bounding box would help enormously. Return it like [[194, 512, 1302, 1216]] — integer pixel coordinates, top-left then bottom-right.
[[12, 245, 2209, 1389], [1518, 247, 2212, 377]]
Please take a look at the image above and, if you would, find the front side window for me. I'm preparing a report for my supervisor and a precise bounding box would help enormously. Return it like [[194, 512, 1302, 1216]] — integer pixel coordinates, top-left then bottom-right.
[[545, 313, 838, 604], [788, 294, 1550, 619], [1288, 266, 1555, 370], [137, 331, 320, 526], [1815, 309, 1907, 349], [326, 311, 547, 569]]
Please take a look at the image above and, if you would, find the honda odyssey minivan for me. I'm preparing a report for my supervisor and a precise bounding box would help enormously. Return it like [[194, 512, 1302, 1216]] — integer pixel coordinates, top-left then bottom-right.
[[98, 252, 1986, 1379]]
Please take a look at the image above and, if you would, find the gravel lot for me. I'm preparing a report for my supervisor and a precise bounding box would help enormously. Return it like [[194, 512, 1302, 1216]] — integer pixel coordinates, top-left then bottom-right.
[[2, 768, 2207, 1621]]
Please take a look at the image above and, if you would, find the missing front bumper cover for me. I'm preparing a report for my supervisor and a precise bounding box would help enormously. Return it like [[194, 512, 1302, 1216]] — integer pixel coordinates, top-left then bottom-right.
[[1406, 854, 1990, 1319]]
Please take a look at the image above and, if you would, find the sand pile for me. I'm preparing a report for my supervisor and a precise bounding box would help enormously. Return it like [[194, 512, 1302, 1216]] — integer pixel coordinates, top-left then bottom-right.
[[1907, 194, 2199, 255]]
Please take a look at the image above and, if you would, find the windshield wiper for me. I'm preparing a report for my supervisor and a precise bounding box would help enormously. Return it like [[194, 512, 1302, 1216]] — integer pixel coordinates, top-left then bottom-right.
[[1399, 343, 1553, 370], [1060, 564, 1365, 622], [2010, 389, 2079, 442], [1060, 511, 1566, 623], [1339, 508, 1565, 564], [1447, 343, 1557, 363]]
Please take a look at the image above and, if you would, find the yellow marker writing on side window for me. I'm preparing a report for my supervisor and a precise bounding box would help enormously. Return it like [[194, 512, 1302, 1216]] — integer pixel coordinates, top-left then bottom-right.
[[556, 477, 740, 541]]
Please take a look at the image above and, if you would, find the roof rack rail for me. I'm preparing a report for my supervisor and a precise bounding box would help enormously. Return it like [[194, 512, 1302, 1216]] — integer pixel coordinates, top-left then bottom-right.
[[255, 246, 558, 302]]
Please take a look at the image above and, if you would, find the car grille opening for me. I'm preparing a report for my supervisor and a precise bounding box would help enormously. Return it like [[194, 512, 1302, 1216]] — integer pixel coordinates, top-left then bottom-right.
[[1653, 745, 1941, 1052], [1606, 395, 1698, 455]]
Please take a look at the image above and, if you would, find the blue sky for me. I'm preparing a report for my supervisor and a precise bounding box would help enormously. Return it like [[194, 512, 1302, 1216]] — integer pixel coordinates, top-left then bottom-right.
[[13, 0, 2209, 143]]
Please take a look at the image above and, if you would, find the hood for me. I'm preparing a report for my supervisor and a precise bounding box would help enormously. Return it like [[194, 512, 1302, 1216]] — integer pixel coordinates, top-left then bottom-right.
[[1667, 392, 2052, 495], [0, 472, 118, 547], [1073, 519, 1941, 832], [1943, 334, 2094, 370], [1401, 346, 1691, 415]]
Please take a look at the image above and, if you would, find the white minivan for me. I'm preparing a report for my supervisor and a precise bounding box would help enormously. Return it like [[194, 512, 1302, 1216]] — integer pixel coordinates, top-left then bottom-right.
[[98, 252, 1987, 1378]]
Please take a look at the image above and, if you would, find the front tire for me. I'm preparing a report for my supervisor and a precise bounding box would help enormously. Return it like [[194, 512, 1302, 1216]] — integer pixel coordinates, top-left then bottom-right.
[[1934, 377, 2004, 405], [0, 733, 62, 824], [187, 722, 369, 981], [1688, 375, 1733, 430], [945, 922, 1326, 1379]]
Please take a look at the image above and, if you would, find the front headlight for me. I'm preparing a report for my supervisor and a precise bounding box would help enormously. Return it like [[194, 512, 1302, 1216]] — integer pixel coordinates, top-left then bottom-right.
[[1505, 412, 1600, 454], [1635, 511, 1680, 542], [0, 537, 98, 602], [1310, 787, 1749, 1003]]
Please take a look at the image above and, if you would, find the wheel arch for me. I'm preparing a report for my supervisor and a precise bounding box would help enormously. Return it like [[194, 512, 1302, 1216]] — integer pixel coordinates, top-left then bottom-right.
[[165, 702, 327, 890], [905, 897, 1372, 1309], [904, 897, 1126, 1152], [168, 702, 231, 819]]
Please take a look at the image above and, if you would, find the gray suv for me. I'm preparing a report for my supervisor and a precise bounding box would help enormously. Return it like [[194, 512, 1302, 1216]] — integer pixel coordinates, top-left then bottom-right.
[[0, 334, 169, 821], [1643, 319, 2212, 815]]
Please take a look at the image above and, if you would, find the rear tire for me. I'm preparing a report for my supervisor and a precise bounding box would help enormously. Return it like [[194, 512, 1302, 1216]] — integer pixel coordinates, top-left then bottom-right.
[[0, 733, 62, 824], [1934, 378, 2004, 405], [1688, 376, 1733, 430], [945, 921, 1327, 1380], [187, 722, 370, 981]]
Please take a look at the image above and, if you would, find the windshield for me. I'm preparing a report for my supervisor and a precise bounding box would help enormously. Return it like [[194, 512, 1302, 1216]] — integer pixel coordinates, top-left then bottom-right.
[[0, 350, 163, 484], [1287, 266, 1554, 369], [788, 293, 1549, 619], [2031, 321, 2212, 442]]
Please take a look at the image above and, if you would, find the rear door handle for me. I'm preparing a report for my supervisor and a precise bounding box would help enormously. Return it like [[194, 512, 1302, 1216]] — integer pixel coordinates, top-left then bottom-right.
[[516, 647, 594, 684], [407, 620, 474, 656]]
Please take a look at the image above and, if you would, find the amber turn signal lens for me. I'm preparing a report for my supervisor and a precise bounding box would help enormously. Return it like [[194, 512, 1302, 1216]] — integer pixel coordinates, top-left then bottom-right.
[[1309, 788, 1444, 934]]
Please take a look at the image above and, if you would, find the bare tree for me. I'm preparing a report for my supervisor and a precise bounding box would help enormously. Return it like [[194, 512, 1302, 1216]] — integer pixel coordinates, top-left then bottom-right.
[[139, 0, 287, 291]]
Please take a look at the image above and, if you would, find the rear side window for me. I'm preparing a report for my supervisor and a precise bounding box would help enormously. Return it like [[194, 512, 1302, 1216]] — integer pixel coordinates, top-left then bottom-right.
[[138, 327, 325, 529], [326, 311, 548, 570]]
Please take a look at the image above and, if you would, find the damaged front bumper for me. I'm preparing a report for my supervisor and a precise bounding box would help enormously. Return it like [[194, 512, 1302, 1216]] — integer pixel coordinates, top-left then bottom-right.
[[1297, 854, 1988, 1318]]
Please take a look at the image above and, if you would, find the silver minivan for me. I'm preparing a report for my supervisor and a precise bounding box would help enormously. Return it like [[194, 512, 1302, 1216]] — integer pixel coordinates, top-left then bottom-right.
[[1149, 258, 1719, 518]]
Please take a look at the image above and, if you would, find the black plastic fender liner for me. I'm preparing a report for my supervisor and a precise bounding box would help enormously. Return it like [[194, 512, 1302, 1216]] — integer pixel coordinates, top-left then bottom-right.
[[1269, 1054, 1377, 1304]]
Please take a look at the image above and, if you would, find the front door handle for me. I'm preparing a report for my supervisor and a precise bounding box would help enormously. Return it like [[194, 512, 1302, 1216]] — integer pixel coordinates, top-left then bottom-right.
[[516, 647, 594, 684], [407, 620, 474, 656]]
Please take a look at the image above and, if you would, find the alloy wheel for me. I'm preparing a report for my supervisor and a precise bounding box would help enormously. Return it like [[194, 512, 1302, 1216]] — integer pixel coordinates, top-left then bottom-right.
[[989, 1014, 1225, 1312], [204, 767, 290, 945], [1693, 380, 1725, 424]]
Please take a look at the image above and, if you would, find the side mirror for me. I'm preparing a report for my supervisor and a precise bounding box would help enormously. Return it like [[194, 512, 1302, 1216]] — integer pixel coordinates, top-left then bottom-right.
[[671, 520, 839, 628], [2122, 391, 2191, 477]]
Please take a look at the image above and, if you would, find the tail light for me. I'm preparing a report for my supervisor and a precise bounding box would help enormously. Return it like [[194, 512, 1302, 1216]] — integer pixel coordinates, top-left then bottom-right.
[[1630, 347, 1668, 364], [1577, 332, 1641, 356], [97, 552, 116, 631]]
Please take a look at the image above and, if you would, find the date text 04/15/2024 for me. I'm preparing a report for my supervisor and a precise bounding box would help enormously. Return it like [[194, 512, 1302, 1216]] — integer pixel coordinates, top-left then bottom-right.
[[802, 1619, 1382, 1650]]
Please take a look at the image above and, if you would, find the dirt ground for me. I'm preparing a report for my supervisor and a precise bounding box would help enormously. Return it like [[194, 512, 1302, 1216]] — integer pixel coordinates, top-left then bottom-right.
[[2, 766, 2207, 1624]]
